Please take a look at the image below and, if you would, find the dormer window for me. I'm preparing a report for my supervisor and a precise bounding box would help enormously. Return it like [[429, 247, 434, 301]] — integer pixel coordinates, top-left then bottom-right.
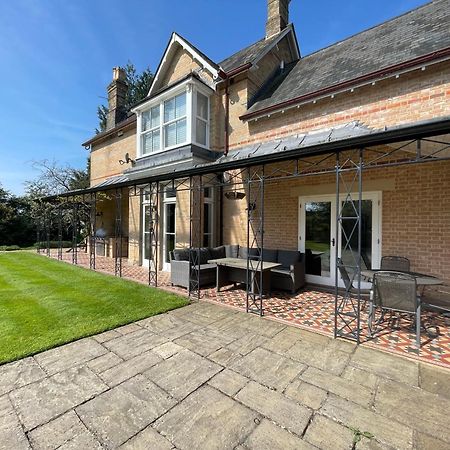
[[134, 78, 211, 158]]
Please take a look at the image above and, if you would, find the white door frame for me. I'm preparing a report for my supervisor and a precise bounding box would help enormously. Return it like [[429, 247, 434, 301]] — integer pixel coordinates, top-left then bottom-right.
[[162, 196, 176, 272], [298, 192, 382, 287]]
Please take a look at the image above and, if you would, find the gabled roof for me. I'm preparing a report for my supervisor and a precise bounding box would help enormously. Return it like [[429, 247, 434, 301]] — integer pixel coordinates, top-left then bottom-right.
[[148, 32, 221, 96], [244, 0, 450, 119], [219, 24, 299, 73]]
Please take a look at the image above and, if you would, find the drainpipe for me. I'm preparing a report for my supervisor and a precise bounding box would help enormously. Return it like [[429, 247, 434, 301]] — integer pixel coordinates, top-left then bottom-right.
[[218, 63, 251, 156], [224, 78, 230, 156]]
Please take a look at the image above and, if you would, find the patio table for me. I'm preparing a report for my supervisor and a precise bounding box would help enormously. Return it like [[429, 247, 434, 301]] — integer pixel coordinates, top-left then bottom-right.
[[361, 269, 443, 286], [208, 257, 281, 294]]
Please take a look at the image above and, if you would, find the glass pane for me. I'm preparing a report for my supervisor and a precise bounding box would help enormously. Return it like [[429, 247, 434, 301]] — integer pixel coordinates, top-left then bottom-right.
[[142, 110, 151, 131], [196, 118, 207, 146], [152, 130, 160, 151], [142, 134, 152, 155], [165, 203, 175, 233], [340, 199, 372, 269], [165, 122, 176, 147], [305, 201, 331, 277], [165, 234, 175, 263], [144, 233, 150, 261], [144, 205, 150, 231], [164, 97, 175, 123], [197, 92, 208, 119], [176, 118, 187, 144], [175, 93, 186, 118], [203, 203, 210, 235], [151, 106, 160, 128], [165, 187, 176, 198]]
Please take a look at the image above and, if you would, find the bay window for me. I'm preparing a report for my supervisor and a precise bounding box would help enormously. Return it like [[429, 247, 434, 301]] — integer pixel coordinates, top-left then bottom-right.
[[135, 79, 211, 158]]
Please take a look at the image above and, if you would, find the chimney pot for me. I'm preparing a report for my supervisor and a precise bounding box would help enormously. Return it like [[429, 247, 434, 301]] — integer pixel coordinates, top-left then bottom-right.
[[266, 0, 290, 39]]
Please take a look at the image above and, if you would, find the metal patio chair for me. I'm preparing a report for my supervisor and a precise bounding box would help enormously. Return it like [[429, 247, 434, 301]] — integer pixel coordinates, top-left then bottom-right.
[[337, 258, 371, 301], [380, 255, 410, 272], [369, 271, 421, 348]]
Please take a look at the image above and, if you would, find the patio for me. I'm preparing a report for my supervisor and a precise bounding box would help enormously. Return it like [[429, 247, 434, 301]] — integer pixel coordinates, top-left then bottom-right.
[[2, 299, 450, 449], [48, 250, 450, 370]]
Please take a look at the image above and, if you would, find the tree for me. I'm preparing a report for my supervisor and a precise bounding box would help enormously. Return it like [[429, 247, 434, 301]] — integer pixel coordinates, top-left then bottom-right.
[[24, 158, 90, 198], [0, 184, 35, 246], [95, 61, 154, 133]]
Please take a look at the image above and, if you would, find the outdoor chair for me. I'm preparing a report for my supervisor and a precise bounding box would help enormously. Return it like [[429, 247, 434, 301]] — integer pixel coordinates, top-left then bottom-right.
[[337, 258, 371, 300], [380, 255, 410, 272], [369, 271, 421, 348]]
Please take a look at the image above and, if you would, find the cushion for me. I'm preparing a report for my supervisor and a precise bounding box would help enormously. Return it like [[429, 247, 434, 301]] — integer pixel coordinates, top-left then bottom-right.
[[210, 246, 226, 260], [225, 244, 239, 258], [199, 247, 212, 264], [240, 247, 260, 259], [173, 249, 189, 261], [278, 250, 302, 268], [262, 248, 278, 263]]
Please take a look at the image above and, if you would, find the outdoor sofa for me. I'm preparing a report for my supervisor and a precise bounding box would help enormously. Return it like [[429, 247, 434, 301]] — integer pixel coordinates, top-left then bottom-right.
[[170, 244, 305, 293]]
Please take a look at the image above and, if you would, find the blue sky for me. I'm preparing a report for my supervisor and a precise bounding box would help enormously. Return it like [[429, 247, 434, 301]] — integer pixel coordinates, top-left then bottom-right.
[[0, 0, 427, 195]]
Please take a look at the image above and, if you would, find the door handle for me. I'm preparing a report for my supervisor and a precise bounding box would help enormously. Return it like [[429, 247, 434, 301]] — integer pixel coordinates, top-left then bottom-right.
[[331, 238, 335, 247]]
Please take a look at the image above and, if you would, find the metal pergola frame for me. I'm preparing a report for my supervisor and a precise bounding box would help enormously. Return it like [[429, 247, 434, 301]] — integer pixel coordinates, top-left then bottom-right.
[[37, 119, 450, 344]]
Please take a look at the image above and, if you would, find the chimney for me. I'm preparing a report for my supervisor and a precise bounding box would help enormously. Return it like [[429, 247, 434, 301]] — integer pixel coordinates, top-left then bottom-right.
[[266, 0, 290, 39], [106, 67, 128, 131]]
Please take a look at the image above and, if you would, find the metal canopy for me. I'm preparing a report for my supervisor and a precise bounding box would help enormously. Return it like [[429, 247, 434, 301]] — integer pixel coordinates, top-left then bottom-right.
[[37, 119, 450, 344]]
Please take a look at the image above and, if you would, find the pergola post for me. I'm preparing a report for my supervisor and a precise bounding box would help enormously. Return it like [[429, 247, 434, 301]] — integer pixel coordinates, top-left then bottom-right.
[[114, 188, 123, 277], [189, 175, 202, 300], [148, 182, 159, 287], [45, 206, 51, 257], [57, 203, 63, 260], [334, 149, 363, 343], [246, 165, 265, 316], [71, 198, 78, 264], [89, 193, 96, 270]]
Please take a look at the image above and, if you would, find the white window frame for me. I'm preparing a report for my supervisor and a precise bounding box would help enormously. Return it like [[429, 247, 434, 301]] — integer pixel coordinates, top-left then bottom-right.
[[203, 187, 214, 247], [133, 78, 211, 159]]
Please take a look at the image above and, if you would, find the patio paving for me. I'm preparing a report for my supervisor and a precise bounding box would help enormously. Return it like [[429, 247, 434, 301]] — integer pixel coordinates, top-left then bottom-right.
[[48, 250, 450, 369], [1, 301, 450, 449]]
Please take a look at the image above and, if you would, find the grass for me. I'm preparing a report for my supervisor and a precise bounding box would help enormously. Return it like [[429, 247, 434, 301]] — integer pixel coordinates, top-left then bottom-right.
[[0, 251, 189, 364]]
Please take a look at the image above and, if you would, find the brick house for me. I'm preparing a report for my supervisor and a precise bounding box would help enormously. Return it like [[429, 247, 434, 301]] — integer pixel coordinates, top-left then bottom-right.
[[47, 0, 450, 341]]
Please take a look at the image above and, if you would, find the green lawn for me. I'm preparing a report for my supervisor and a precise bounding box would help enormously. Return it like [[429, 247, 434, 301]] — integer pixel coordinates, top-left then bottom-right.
[[0, 251, 188, 364]]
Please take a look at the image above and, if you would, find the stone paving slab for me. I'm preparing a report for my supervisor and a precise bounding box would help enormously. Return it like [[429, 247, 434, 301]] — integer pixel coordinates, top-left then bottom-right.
[[34, 338, 107, 375], [208, 368, 249, 396], [287, 339, 351, 375], [27, 410, 101, 450], [0, 357, 46, 397], [244, 418, 315, 450], [283, 378, 328, 410], [155, 385, 259, 450], [99, 350, 162, 387], [236, 380, 312, 436], [119, 425, 173, 450], [76, 374, 176, 448], [230, 347, 304, 391], [350, 346, 419, 386], [320, 395, 414, 450], [144, 349, 222, 400], [87, 351, 124, 374], [303, 414, 353, 450], [300, 366, 374, 407], [419, 363, 450, 399], [9, 366, 108, 431], [103, 328, 168, 360], [374, 378, 450, 443], [0, 395, 30, 450]]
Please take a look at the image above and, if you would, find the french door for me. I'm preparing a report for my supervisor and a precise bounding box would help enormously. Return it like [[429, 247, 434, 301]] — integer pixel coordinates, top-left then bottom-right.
[[299, 193, 381, 287]]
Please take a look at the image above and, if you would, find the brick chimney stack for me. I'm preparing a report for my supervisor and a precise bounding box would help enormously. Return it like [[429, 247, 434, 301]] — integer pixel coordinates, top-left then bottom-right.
[[106, 67, 128, 131], [266, 0, 290, 39]]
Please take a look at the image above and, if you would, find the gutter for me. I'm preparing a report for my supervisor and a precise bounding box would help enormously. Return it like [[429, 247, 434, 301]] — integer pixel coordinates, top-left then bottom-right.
[[240, 46, 450, 121]]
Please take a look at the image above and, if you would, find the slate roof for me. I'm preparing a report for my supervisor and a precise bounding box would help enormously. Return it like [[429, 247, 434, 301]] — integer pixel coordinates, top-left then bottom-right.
[[220, 25, 295, 73], [246, 0, 450, 116]]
